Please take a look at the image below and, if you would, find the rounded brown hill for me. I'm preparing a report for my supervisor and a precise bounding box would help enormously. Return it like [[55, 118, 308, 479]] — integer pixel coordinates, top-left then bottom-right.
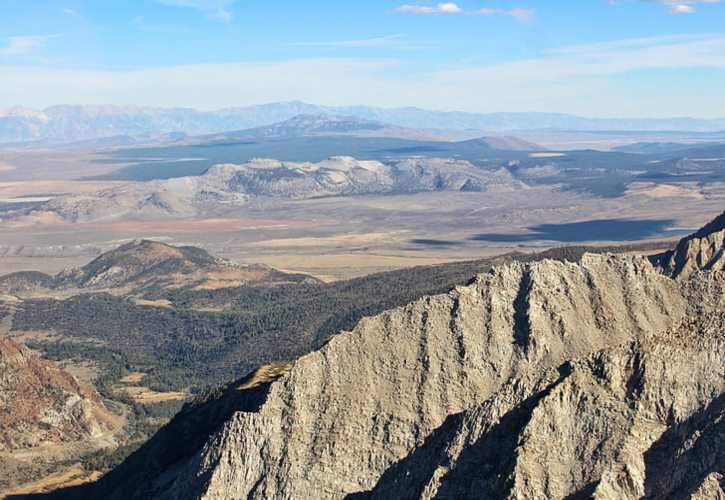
[[53, 239, 315, 291]]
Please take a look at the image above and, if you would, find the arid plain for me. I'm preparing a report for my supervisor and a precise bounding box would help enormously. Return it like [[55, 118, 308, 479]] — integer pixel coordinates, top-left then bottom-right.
[[1, 136, 724, 280]]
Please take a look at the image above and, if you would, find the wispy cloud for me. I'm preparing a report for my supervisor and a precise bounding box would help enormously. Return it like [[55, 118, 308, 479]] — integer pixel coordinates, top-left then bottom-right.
[[63, 8, 77, 16], [292, 34, 417, 49], [394, 3, 533, 21], [2, 34, 725, 117], [0, 36, 48, 57], [155, 0, 236, 22], [643, 0, 723, 14]]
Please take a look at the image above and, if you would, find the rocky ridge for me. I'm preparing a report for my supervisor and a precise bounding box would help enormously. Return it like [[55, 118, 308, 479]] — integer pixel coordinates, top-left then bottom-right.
[[55, 212, 724, 499], [9, 156, 525, 224], [653, 211, 725, 278], [0, 337, 123, 492]]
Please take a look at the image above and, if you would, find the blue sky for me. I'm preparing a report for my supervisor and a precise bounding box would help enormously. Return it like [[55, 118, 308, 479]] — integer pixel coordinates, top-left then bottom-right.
[[1, 0, 725, 117]]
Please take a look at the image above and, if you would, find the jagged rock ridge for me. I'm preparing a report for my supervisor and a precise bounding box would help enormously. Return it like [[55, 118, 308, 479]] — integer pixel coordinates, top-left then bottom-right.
[[56, 213, 725, 499], [653, 211, 725, 278]]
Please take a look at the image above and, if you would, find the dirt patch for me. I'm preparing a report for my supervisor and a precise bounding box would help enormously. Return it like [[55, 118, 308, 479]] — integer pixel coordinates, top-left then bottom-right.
[[133, 298, 173, 309], [0, 180, 122, 198], [78, 218, 338, 234], [119, 372, 147, 384], [528, 153, 567, 158], [239, 360, 295, 391], [115, 385, 189, 404], [0, 464, 100, 497], [250, 231, 407, 248], [627, 182, 704, 199]]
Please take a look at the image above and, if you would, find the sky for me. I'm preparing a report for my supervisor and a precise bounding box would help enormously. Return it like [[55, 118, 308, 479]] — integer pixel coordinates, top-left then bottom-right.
[[1, 0, 725, 117]]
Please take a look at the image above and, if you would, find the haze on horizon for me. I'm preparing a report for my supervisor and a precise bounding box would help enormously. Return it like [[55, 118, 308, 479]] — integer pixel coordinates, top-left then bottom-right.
[[1, 0, 725, 118]]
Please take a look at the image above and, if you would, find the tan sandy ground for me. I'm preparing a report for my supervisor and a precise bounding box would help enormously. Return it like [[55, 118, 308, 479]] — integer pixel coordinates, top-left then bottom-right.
[[626, 182, 705, 199], [133, 298, 174, 309], [116, 372, 188, 403], [245, 253, 464, 280], [119, 372, 147, 384], [75, 218, 337, 233], [0, 180, 123, 198], [528, 152, 567, 158], [116, 385, 189, 404], [238, 360, 295, 391], [0, 464, 101, 498], [247, 231, 409, 248]]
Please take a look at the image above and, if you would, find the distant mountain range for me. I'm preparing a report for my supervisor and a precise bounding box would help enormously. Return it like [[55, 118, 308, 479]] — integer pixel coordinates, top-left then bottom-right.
[[2, 102, 725, 145]]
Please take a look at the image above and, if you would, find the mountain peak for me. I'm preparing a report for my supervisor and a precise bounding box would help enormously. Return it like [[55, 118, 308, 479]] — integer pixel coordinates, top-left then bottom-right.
[[653, 211, 725, 278], [693, 211, 725, 239]]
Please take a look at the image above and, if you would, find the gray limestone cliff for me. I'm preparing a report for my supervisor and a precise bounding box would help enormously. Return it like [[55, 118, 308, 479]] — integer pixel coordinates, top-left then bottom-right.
[[58, 213, 725, 500]]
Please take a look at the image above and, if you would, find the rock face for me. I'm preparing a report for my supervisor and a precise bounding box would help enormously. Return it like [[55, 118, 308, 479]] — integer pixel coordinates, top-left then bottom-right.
[[63, 214, 725, 499], [211, 156, 522, 198], [0, 337, 123, 491], [653, 211, 725, 278]]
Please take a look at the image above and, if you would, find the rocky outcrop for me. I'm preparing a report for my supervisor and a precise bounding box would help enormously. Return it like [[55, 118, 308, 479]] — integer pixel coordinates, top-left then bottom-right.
[[0, 337, 124, 492], [215, 156, 522, 198], [50, 213, 725, 499], [653, 211, 725, 278]]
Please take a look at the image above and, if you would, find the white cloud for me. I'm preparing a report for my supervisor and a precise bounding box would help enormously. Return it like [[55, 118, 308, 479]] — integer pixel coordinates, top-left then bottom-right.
[[63, 8, 77, 16], [0, 36, 48, 57], [1, 34, 725, 117], [644, 0, 723, 13], [394, 2, 533, 21], [395, 2, 463, 14], [156, 0, 236, 22], [290, 34, 430, 49], [670, 4, 697, 12]]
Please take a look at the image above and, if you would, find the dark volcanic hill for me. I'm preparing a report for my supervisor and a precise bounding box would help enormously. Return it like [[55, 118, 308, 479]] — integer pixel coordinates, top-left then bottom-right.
[[0, 239, 315, 294], [41, 212, 725, 500]]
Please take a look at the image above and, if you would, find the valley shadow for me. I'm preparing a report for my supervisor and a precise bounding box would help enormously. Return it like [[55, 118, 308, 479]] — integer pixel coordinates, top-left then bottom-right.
[[642, 393, 725, 499], [470, 218, 682, 243], [349, 363, 572, 500], [409, 239, 465, 247]]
